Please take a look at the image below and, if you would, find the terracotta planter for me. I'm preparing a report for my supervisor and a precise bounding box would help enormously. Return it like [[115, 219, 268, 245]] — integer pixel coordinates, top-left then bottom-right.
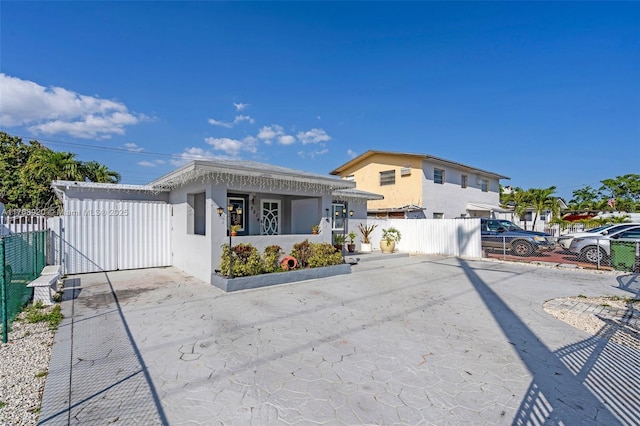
[[312, 230, 318, 235], [380, 240, 395, 253], [231, 231, 237, 237]]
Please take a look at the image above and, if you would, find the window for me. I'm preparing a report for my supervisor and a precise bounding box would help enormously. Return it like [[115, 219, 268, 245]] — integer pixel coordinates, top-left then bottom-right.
[[332, 203, 346, 230], [434, 169, 444, 184], [228, 197, 245, 232], [187, 192, 206, 235], [433, 212, 444, 219], [480, 179, 489, 192], [400, 167, 411, 176], [345, 174, 355, 181], [461, 174, 468, 188], [379, 170, 395, 186]]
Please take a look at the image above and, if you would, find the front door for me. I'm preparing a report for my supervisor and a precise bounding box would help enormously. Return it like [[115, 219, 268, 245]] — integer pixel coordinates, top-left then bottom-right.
[[261, 199, 281, 235]]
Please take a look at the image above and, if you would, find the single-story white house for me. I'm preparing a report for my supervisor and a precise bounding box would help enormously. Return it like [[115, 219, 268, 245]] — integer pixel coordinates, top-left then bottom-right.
[[51, 160, 382, 284]]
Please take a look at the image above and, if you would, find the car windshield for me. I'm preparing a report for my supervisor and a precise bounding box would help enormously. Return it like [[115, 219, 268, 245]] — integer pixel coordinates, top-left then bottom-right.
[[486, 220, 523, 231], [585, 225, 612, 233]]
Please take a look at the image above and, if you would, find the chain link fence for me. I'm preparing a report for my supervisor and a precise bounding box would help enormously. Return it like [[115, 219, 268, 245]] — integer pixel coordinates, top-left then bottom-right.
[[1, 231, 47, 342]]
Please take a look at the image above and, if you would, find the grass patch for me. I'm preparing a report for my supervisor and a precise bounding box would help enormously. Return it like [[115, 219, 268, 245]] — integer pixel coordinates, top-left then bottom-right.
[[35, 371, 47, 378], [24, 303, 63, 330], [577, 294, 587, 298], [0, 401, 6, 409]]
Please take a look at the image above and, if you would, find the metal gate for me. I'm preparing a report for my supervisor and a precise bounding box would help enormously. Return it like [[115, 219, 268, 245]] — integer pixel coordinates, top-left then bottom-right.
[[53, 200, 171, 274]]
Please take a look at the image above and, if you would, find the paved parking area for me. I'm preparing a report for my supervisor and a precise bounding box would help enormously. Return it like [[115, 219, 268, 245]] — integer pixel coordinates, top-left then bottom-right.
[[486, 247, 618, 271], [39, 256, 639, 425]]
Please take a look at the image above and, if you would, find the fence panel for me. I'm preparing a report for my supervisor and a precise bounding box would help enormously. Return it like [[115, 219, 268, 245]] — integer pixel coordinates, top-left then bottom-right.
[[1, 231, 47, 341], [354, 218, 482, 258], [1, 213, 47, 236], [59, 199, 171, 274]]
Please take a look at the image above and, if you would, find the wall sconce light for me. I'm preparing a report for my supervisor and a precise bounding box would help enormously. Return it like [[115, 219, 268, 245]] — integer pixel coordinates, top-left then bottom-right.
[[217, 206, 224, 216], [349, 210, 354, 217]]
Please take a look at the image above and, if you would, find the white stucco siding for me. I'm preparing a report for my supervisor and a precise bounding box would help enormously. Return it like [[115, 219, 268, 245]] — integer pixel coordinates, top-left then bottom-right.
[[420, 161, 501, 218], [170, 181, 213, 284]]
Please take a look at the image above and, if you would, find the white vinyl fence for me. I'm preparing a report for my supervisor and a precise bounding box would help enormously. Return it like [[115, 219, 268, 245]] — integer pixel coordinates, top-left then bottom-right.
[[1, 213, 48, 236], [49, 199, 171, 274], [348, 218, 482, 258]]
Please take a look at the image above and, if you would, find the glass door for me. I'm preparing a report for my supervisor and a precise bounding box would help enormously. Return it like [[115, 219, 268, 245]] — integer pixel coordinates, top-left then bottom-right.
[[261, 199, 280, 235]]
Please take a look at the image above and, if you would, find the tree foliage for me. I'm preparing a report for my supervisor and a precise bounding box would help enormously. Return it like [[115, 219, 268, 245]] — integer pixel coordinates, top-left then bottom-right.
[[567, 174, 640, 212], [0, 132, 121, 210]]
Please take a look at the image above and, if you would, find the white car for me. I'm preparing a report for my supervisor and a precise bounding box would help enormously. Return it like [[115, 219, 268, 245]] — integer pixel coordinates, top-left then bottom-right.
[[557, 223, 640, 250], [568, 225, 640, 264]]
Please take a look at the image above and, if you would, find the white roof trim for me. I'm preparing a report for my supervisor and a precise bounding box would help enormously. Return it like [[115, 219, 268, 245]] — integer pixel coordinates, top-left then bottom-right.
[[466, 203, 512, 213], [52, 180, 167, 192], [150, 160, 354, 191]]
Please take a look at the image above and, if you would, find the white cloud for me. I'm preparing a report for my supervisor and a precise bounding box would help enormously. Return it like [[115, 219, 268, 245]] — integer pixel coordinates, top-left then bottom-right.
[[233, 115, 254, 124], [205, 136, 258, 155], [208, 118, 233, 128], [124, 142, 144, 152], [0, 73, 145, 139], [257, 125, 296, 146], [257, 125, 279, 141], [138, 159, 166, 167], [170, 147, 224, 166], [233, 102, 249, 111], [347, 149, 357, 158], [297, 145, 329, 158], [208, 114, 254, 128], [278, 135, 296, 145], [297, 128, 331, 144]]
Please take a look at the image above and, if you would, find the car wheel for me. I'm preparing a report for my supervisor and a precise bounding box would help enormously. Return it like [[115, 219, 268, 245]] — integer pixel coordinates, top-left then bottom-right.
[[581, 246, 608, 264], [512, 240, 534, 257]]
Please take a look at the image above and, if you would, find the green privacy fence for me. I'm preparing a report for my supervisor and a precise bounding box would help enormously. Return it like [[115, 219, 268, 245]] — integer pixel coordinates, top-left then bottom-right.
[[1, 231, 47, 343]]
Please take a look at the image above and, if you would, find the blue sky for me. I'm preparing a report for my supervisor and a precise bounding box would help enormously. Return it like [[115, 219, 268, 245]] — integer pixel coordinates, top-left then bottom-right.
[[1, 1, 638, 201]]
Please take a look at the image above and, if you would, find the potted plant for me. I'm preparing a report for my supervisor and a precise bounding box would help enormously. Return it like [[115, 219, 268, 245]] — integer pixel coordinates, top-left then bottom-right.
[[333, 234, 346, 251], [230, 224, 242, 236], [311, 224, 319, 235], [358, 223, 378, 253], [347, 232, 357, 253], [380, 227, 401, 253]]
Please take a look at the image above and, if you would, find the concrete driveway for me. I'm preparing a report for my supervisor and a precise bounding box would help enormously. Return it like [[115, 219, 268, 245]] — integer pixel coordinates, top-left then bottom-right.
[[39, 256, 639, 425]]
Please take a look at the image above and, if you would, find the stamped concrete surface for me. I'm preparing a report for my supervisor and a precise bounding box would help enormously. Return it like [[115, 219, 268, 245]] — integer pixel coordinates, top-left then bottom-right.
[[39, 256, 640, 425]]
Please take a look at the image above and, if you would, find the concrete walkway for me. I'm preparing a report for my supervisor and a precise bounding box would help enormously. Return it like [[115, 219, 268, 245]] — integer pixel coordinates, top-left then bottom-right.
[[39, 256, 640, 425]]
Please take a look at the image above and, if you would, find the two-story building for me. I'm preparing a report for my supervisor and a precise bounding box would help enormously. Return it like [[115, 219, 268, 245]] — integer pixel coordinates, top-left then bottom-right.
[[330, 150, 510, 219]]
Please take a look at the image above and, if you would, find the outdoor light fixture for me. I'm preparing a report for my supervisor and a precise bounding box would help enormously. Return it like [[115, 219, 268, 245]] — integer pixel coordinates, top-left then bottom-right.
[[335, 206, 353, 264], [218, 204, 238, 279]]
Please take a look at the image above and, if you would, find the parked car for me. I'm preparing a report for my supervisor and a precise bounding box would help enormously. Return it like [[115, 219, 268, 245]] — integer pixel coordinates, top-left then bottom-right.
[[481, 218, 556, 256], [557, 223, 640, 251], [568, 225, 640, 264]]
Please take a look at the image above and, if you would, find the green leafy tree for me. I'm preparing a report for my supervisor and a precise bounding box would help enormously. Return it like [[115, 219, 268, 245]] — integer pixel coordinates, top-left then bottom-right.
[[567, 186, 600, 210], [528, 186, 558, 230], [0, 132, 121, 210], [82, 161, 121, 183], [501, 186, 532, 229]]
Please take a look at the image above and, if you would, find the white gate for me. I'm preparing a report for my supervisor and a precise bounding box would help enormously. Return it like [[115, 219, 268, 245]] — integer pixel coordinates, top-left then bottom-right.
[[56, 199, 171, 274]]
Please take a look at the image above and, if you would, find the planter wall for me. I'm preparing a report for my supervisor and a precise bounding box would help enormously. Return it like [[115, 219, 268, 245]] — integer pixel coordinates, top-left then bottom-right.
[[211, 263, 351, 292]]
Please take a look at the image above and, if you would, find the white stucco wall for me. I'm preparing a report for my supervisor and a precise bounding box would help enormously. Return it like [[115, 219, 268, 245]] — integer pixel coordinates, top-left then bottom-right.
[[420, 160, 502, 219], [170, 181, 214, 284]]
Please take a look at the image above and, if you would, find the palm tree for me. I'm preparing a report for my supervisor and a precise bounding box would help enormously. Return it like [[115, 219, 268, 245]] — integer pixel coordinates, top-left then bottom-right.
[[501, 187, 531, 229], [529, 186, 559, 230], [82, 161, 121, 184], [25, 149, 84, 181]]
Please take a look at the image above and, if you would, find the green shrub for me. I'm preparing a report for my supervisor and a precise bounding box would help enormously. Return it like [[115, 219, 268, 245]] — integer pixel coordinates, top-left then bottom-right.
[[219, 243, 264, 277], [24, 303, 63, 330], [308, 243, 343, 268], [263, 245, 284, 273], [291, 239, 313, 268]]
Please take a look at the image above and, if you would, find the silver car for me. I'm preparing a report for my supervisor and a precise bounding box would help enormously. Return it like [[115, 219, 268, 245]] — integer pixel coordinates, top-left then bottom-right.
[[557, 223, 640, 250], [568, 225, 640, 264]]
